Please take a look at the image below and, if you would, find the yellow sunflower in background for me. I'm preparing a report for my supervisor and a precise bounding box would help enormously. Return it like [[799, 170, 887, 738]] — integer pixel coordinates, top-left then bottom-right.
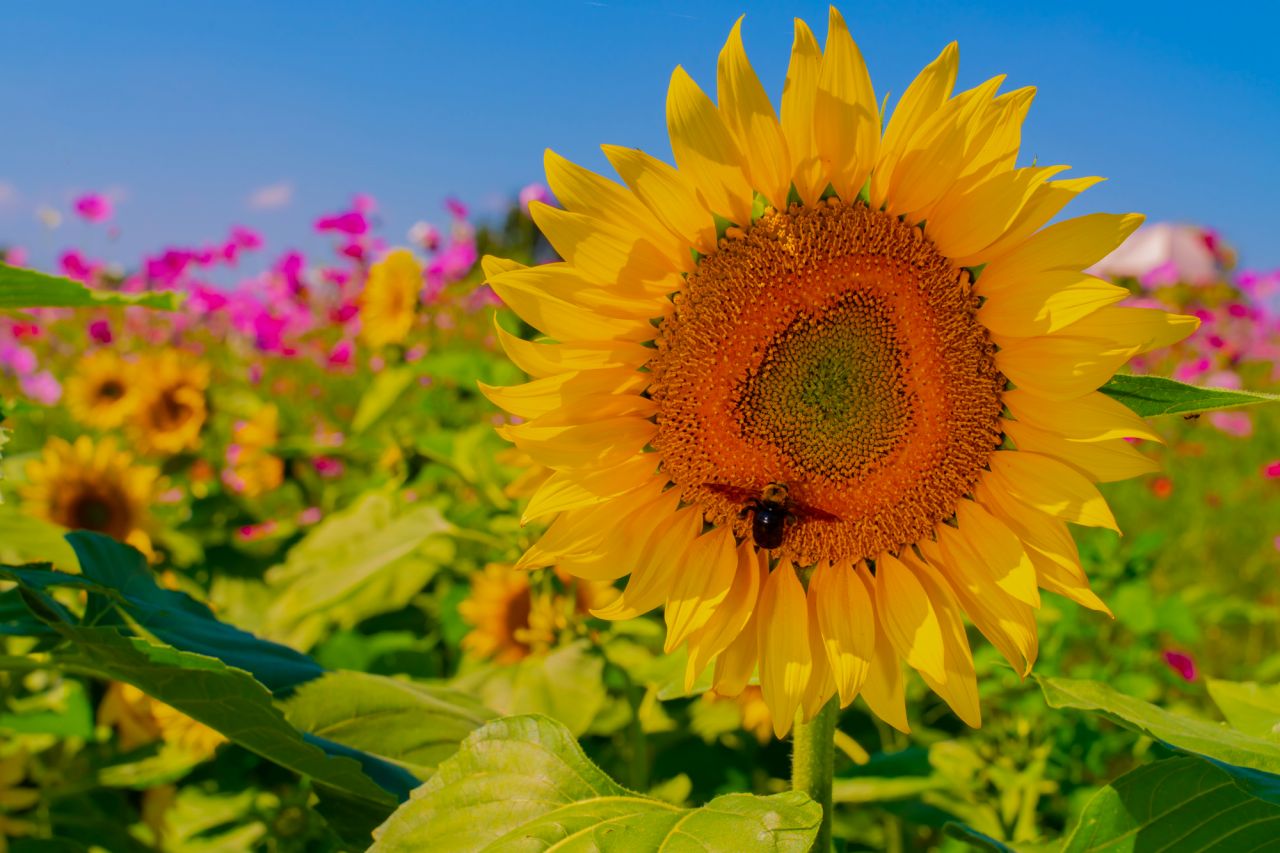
[[23, 435, 157, 554], [64, 350, 136, 430], [360, 248, 422, 348], [225, 404, 285, 498], [459, 564, 615, 664], [97, 682, 226, 759], [481, 9, 1198, 737], [129, 351, 209, 455]]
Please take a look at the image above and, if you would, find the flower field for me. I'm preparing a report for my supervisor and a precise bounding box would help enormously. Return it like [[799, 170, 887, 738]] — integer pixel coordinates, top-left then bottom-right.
[[3, 8, 1280, 853]]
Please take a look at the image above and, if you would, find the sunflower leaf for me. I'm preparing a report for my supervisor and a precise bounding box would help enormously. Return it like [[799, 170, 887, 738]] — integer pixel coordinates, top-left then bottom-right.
[[370, 714, 822, 852], [1038, 676, 1280, 804], [1061, 757, 1280, 852], [1099, 374, 1280, 417], [0, 264, 182, 310], [1206, 680, 1280, 741]]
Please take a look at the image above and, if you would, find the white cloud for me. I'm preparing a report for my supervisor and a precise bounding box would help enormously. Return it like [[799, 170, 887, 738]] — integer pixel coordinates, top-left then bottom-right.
[[248, 182, 294, 210]]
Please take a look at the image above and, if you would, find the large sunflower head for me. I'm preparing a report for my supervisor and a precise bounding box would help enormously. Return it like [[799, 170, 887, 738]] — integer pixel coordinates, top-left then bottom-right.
[[64, 349, 137, 430], [129, 350, 210, 456], [359, 248, 422, 348], [481, 9, 1198, 737], [23, 435, 157, 553]]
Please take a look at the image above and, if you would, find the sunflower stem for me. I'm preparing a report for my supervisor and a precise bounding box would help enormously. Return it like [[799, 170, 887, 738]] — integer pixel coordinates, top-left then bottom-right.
[[792, 696, 838, 852]]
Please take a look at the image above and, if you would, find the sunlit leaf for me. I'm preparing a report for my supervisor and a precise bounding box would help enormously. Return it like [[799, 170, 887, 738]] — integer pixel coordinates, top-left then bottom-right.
[[1207, 680, 1280, 741], [1062, 757, 1280, 852], [454, 640, 607, 737], [370, 714, 821, 852], [352, 366, 416, 433], [0, 264, 182, 310], [1099, 374, 1280, 417]]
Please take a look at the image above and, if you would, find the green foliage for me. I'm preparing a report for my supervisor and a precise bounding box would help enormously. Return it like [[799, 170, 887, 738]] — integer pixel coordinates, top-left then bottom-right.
[[1100, 374, 1280, 416], [457, 640, 608, 737], [370, 715, 822, 852], [0, 264, 182, 309], [1206, 680, 1280, 740]]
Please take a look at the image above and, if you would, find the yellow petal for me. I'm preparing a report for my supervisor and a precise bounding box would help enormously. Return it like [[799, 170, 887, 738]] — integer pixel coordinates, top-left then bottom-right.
[[528, 202, 676, 294], [486, 264, 655, 342], [602, 145, 717, 255], [977, 271, 1131, 337], [899, 551, 982, 727], [1004, 388, 1164, 444], [558, 484, 682, 581], [874, 552, 947, 683], [996, 334, 1137, 401], [666, 66, 754, 226], [979, 176, 1106, 262], [592, 505, 704, 620], [1057, 306, 1200, 355], [686, 542, 767, 692], [954, 500, 1040, 606], [479, 369, 649, 420], [1004, 419, 1160, 483], [801, 581, 837, 721], [522, 454, 659, 524], [757, 560, 812, 738], [859, 568, 910, 734], [814, 7, 878, 201], [780, 18, 825, 206], [928, 532, 1039, 676], [503, 416, 656, 472], [713, 600, 760, 697], [987, 450, 1119, 531], [665, 527, 740, 653], [518, 479, 669, 570], [927, 165, 1067, 260], [544, 149, 691, 272], [717, 17, 791, 209], [810, 558, 875, 707], [872, 42, 958, 209], [493, 320, 652, 379], [981, 213, 1144, 287], [957, 86, 1035, 187]]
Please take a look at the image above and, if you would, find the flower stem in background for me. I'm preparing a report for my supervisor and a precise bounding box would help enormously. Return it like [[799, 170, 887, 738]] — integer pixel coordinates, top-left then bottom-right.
[[791, 697, 837, 853]]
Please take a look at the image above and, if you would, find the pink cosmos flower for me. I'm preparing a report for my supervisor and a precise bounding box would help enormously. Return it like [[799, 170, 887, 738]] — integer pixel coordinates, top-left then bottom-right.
[[315, 210, 368, 236], [60, 250, 99, 283], [445, 197, 469, 220], [21, 370, 62, 405], [1208, 411, 1253, 437], [2, 247, 28, 267], [518, 183, 554, 213], [328, 338, 354, 368], [313, 457, 344, 478], [297, 507, 324, 526], [1163, 650, 1197, 681], [73, 193, 113, 222], [1263, 461, 1280, 479], [1090, 223, 1228, 286], [88, 319, 113, 343]]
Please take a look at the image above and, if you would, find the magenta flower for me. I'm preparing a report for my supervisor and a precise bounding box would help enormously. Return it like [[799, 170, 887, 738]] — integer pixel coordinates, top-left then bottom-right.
[[20, 370, 62, 405], [297, 507, 324, 526], [2, 246, 28, 267], [73, 193, 113, 222], [518, 183, 554, 213], [1163, 650, 1198, 681], [60, 250, 99, 283], [313, 457, 345, 478], [445, 197, 469, 220], [315, 210, 368, 236], [1263, 461, 1280, 479], [88, 319, 113, 343]]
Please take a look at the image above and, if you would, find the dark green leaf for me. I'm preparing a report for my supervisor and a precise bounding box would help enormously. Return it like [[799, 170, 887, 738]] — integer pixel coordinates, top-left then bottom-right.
[[0, 265, 182, 310], [371, 715, 821, 852], [1062, 758, 1280, 853], [1099, 374, 1280, 417]]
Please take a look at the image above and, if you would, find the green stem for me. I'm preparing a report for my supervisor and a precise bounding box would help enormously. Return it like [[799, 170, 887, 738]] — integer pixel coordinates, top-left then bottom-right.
[[792, 697, 838, 853]]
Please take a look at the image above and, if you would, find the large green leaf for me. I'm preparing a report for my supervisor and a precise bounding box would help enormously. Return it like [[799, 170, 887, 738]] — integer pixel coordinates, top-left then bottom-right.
[[0, 264, 182, 310], [352, 366, 416, 433], [63, 532, 323, 693], [1207, 680, 1280, 741], [1062, 758, 1280, 852], [455, 640, 607, 737], [285, 671, 495, 779], [1039, 676, 1280, 803], [1099, 374, 1280, 417], [371, 715, 821, 852], [263, 492, 454, 650]]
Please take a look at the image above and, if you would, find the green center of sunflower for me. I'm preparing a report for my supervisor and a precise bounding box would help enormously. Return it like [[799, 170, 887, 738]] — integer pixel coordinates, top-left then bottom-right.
[[736, 291, 910, 480]]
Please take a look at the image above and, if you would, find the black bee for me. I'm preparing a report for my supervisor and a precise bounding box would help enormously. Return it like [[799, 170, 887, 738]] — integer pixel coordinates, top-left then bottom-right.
[[703, 482, 840, 550]]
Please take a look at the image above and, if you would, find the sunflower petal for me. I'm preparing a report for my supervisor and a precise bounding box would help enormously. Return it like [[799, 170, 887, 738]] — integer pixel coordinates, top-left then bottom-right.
[[665, 527, 740, 653], [780, 18, 825, 206], [954, 500, 1040, 606], [713, 602, 760, 697], [859, 569, 910, 733], [1004, 389, 1164, 443], [603, 144, 717, 255], [982, 213, 1145, 286], [810, 559, 875, 707], [875, 553, 947, 683], [988, 450, 1119, 531], [592, 505, 704, 619], [996, 335, 1137, 401], [900, 551, 981, 727], [686, 542, 767, 692], [801, 583, 838, 721], [667, 66, 754, 226], [1057, 306, 1200, 355], [977, 271, 1131, 337], [872, 42, 958, 208], [814, 7, 878, 201], [717, 17, 791, 209], [757, 560, 812, 737], [522, 454, 659, 524], [1004, 419, 1161, 483]]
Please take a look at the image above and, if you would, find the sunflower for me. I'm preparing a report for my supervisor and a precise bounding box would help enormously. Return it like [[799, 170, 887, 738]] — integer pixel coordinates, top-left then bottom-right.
[[224, 405, 284, 498], [23, 435, 157, 553], [459, 564, 615, 664], [97, 682, 226, 759], [481, 9, 1198, 737], [129, 351, 209, 455], [64, 350, 136, 429], [360, 248, 422, 348]]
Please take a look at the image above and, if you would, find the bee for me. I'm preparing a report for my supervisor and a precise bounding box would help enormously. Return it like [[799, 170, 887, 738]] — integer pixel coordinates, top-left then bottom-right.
[[703, 482, 840, 550]]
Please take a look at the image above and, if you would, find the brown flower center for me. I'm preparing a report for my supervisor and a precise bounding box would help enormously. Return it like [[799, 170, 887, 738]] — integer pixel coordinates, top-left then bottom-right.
[[650, 200, 1004, 564]]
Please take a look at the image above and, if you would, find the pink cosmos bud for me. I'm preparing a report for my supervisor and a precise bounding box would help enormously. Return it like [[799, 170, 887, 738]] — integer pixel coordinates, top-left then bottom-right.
[[315, 210, 368, 236], [409, 221, 441, 251], [2, 246, 27, 267], [313, 457, 344, 478], [73, 193, 113, 222], [1163, 650, 1197, 681], [20, 370, 62, 405], [88, 320, 113, 343], [297, 507, 323, 525], [519, 183, 554, 213], [445, 197, 469, 220], [1263, 461, 1280, 479], [1208, 411, 1253, 437], [353, 193, 377, 213], [328, 338, 354, 368]]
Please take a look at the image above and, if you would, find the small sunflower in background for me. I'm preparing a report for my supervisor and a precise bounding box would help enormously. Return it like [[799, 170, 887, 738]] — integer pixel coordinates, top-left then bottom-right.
[[23, 435, 157, 554], [359, 249, 422, 348], [459, 564, 615, 664], [129, 351, 209, 455], [224, 404, 285, 498], [97, 682, 226, 759], [482, 9, 1198, 736], [64, 350, 136, 430]]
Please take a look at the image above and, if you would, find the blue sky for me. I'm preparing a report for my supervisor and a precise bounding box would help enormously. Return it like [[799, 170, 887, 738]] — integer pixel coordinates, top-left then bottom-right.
[[2, 1, 1278, 272]]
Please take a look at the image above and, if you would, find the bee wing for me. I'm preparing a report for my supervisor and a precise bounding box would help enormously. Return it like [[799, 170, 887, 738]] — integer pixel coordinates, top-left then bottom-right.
[[702, 482, 758, 504], [793, 500, 843, 523]]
